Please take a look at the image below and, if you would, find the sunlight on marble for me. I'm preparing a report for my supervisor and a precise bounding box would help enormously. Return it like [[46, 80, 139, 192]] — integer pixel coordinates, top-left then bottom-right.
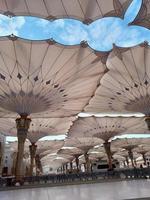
[[0, 180, 150, 200]]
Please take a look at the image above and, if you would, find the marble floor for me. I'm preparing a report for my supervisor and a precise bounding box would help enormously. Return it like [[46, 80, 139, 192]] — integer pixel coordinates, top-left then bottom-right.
[[0, 180, 150, 200]]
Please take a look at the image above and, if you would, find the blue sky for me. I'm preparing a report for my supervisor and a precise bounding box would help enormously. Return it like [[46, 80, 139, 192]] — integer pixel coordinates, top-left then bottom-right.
[[1, 0, 150, 141], [0, 0, 150, 51]]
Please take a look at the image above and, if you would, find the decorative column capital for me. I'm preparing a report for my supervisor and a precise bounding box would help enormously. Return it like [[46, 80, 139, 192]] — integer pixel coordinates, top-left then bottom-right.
[[16, 116, 31, 131]]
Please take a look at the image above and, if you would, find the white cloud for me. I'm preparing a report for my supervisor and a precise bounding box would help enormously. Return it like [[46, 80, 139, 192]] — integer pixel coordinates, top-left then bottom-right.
[[88, 18, 124, 51], [53, 19, 65, 28], [0, 15, 25, 36], [59, 23, 88, 44], [36, 18, 49, 27], [11, 16, 25, 35], [12, 17, 25, 29], [88, 16, 150, 51], [124, 0, 142, 24]]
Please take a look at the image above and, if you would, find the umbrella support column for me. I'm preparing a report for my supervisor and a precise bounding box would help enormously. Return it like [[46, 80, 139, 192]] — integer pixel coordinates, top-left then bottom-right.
[[29, 143, 37, 176], [15, 115, 31, 182], [128, 149, 134, 168], [141, 152, 146, 165], [70, 162, 73, 173], [84, 153, 90, 172], [75, 156, 79, 172], [104, 142, 113, 170]]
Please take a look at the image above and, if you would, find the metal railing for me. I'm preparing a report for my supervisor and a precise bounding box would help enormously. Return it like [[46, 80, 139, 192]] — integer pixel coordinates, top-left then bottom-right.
[[0, 168, 150, 188]]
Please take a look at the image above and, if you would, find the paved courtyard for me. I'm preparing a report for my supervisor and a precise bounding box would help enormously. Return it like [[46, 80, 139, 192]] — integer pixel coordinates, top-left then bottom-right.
[[0, 180, 150, 200]]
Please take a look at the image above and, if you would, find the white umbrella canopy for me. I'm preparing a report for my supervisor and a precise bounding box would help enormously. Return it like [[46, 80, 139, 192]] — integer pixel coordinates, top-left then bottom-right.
[[132, 0, 150, 29], [113, 154, 126, 161], [41, 153, 71, 164], [27, 117, 75, 143], [88, 151, 105, 160], [114, 150, 129, 158], [112, 138, 142, 151], [53, 153, 74, 162], [138, 138, 150, 146], [40, 150, 58, 159], [0, 38, 105, 118], [114, 151, 141, 164], [85, 45, 150, 116], [0, 0, 130, 22], [58, 147, 84, 157], [134, 145, 150, 155], [36, 140, 64, 155], [79, 153, 100, 164], [90, 145, 120, 155], [7, 140, 30, 153], [0, 118, 16, 136], [0, 117, 74, 143], [89, 145, 105, 153], [42, 160, 65, 172], [64, 137, 103, 152], [68, 116, 149, 142]]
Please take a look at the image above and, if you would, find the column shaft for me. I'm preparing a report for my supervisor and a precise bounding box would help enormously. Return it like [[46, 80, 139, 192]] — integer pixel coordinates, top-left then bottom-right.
[[84, 153, 90, 172], [141, 153, 146, 164], [104, 142, 112, 170], [125, 156, 129, 168], [15, 134, 26, 180], [70, 162, 73, 172], [29, 143, 37, 176], [128, 150, 134, 168], [75, 156, 79, 172], [0, 142, 2, 176], [15, 116, 31, 181], [35, 154, 43, 175]]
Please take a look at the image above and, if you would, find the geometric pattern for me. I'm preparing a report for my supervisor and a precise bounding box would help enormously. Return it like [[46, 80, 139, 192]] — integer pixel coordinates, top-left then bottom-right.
[[112, 138, 142, 150], [36, 140, 64, 155], [28, 117, 75, 143], [64, 137, 103, 152], [0, 117, 75, 142], [68, 117, 149, 142], [0, 38, 105, 118], [58, 147, 84, 157], [85, 45, 150, 116]]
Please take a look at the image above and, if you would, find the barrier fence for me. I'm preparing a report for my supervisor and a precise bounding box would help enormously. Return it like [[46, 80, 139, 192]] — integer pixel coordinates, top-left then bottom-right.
[[0, 168, 150, 188]]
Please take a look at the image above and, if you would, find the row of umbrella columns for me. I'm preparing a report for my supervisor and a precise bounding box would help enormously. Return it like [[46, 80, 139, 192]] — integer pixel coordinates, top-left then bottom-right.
[[15, 115, 31, 182], [7, 141, 41, 177], [67, 117, 150, 171], [124, 146, 137, 168], [137, 150, 148, 165], [59, 155, 89, 173], [10, 117, 72, 179], [58, 148, 84, 173], [43, 138, 150, 174], [79, 147, 92, 172]]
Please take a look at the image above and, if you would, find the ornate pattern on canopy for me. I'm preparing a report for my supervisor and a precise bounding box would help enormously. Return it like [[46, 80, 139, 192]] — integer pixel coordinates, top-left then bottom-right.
[[85, 45, 150, 116], [64, 137, 103, 152], [0, 38, 105, 118], [68, 117, 149, 142]]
